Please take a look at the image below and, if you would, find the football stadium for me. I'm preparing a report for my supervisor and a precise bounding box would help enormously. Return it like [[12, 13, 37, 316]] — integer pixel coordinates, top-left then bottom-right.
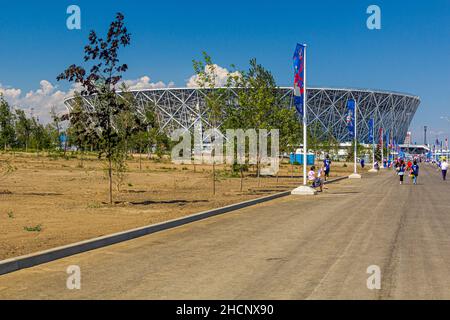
[[64, 87, 420, 143]]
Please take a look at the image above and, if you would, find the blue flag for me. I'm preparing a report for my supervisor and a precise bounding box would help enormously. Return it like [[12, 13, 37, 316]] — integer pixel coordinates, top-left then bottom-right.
[[346, 99, 355, 136], [368, 118, 374, 144], [293, 44, 306, 116]]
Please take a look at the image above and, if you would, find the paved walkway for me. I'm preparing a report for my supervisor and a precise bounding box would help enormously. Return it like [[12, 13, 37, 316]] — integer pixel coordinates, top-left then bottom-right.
[[1, 164, 450, 299]]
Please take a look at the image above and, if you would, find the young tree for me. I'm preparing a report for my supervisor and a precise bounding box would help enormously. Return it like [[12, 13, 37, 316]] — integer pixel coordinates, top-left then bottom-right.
[[154, 132, 171, 159], [230, 59, 299, 185], [130, 130, 149, 170], [128, 103, 171, 165], [221, 58, 303, 187], [29, 117, 52, 155], [192, 52, 227, 195], [0, 95, 16, 152], [375, 144, 382, 162], [307, 122, 323, 157], [57, 12, 131, 205], [15, 109, 32, 152], [112, 84, 142, 191], [277, 107, 302, 181], [347, 139, 365, 162], [49, 106, 64, 153], [144, 104, 170, 161]]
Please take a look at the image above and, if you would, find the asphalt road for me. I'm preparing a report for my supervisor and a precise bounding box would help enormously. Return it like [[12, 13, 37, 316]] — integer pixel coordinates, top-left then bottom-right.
[[1, 163, 450, 300]]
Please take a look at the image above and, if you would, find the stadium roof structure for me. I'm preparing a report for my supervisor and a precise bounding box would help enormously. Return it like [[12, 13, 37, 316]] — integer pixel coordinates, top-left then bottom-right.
[[64, 87, 420, 144]]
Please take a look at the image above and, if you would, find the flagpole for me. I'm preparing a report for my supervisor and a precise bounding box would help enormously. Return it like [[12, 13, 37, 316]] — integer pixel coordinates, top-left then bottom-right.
[[292, 43, 318, 194], [372, 122, 375, 168], [381, 130, 384, 168], [387, 129, 392, 168], [302, 44, 308, 186], [354, 101, 357, 175], [387, 130, 391, 165]]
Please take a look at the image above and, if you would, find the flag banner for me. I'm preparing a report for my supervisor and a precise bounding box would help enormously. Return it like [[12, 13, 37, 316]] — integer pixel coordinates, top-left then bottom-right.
[[346, 99, 356, 136], [368, 118, 374, 144], [293, 43, 306, 116]]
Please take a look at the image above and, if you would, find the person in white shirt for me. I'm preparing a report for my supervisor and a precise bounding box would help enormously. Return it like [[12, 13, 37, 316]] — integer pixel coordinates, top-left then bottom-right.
[[308, 166, 323, 192], [308, 167, 316, 182], [441, 158, 449, 181]]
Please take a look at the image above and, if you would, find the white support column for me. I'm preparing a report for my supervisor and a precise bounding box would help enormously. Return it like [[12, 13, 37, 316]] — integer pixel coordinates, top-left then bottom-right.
[[369, 120, 378, 173], [349, 100, 362, 179]]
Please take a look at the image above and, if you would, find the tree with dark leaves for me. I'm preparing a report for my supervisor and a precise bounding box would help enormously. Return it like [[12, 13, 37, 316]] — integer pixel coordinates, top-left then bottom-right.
[[57, 13, 131, 205]]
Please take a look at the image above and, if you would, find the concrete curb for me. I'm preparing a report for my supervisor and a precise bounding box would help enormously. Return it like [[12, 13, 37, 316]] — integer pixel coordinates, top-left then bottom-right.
[[324, 176, 349, 184], [0, 176, 348, 276]]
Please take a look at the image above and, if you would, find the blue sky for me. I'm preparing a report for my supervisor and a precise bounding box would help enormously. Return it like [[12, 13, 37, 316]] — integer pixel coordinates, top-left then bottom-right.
[[0, 0, 448, 141]]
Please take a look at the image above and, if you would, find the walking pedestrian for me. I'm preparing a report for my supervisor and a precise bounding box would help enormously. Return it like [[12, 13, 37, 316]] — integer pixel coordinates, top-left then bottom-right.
[[411, 160, 419, 185], [323, 155, 331, 181], [441, 158, 448, 181], [360, 158, 365, 169], [394, 159, 399, 172], [396, 159, 406, 185], [374, 161, 380, 171]]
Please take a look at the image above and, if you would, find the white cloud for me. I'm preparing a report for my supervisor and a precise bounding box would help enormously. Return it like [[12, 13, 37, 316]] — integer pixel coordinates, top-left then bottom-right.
[[0, 67, 240, 124], [120, 76, 175, 90], [0, 84, 22, 99], [0, 80, 66, 123], [186, 64, 240, 88], [0, 76, 174, 124]]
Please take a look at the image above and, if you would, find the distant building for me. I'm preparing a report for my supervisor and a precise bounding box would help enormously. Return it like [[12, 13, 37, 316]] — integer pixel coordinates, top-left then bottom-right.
[[404, 131, 412, 144], [65, 87, 421, 144]]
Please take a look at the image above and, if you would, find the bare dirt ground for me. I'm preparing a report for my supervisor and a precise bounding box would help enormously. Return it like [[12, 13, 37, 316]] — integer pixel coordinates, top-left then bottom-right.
[[0, 152, 364, 260]]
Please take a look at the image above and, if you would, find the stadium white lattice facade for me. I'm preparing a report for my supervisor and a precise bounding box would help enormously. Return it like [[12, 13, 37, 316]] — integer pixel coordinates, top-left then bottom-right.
[[65, 87, 420, 143]]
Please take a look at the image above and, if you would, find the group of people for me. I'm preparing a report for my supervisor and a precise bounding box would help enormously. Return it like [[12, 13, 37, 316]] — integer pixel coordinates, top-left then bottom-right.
[[307, 155, 332, 192], [305, 154, 449, 191], [311, 155, 424, 187], [394, 159, 420, 185], [394, 156, 449, 184]]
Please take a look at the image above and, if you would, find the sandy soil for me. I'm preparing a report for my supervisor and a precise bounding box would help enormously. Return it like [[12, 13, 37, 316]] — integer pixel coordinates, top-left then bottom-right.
[[0, 152, 365, 260]]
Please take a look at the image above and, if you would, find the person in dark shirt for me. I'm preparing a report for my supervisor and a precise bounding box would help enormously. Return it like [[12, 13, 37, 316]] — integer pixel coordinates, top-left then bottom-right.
[[397, 160, 406, 185], [323, 155, 331, 181], [411, 160, 419, 185]]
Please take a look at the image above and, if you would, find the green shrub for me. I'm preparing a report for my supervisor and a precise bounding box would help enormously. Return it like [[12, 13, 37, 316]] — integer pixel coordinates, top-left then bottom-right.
[[24, 225, 42, 232]]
